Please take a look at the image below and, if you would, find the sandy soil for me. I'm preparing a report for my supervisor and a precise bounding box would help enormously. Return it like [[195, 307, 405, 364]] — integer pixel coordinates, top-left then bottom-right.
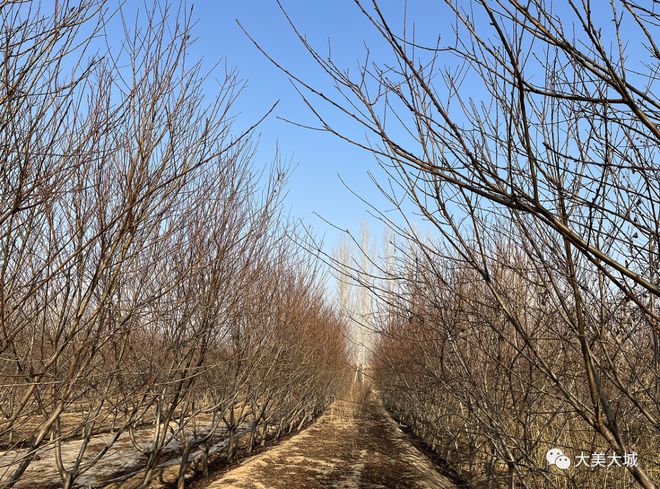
[[199, 393, 458, 489]]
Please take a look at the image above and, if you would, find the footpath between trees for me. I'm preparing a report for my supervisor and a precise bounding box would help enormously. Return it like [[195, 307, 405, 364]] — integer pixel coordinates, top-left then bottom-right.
[[197, 389, 459, 489]]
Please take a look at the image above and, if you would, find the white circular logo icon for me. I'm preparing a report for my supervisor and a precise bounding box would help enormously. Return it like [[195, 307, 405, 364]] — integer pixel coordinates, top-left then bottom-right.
[[555, 455, 571, 469], [546, 448, 563, 465], [546, 448, 570, 470]]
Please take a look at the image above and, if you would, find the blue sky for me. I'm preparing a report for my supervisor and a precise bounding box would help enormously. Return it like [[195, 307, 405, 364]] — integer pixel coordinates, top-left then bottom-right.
[[190, 1, 434, 254]]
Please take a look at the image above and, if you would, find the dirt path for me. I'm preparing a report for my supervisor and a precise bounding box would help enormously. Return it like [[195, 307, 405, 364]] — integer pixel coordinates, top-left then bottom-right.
[[200, 393, 458, 489]]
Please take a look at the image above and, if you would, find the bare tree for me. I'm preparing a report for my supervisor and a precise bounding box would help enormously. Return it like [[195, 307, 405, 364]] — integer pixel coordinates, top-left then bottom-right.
[[0, 2, 349, 487], [264, 1, 659, 487]]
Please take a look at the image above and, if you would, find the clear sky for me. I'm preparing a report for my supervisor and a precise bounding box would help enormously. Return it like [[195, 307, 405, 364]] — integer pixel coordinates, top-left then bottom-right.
[[190, 1, 435, 255]]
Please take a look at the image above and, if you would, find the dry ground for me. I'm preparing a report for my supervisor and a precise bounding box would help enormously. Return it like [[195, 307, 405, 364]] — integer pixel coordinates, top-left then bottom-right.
[[199, 392, 459, 489], [0, 418, 231, 488]]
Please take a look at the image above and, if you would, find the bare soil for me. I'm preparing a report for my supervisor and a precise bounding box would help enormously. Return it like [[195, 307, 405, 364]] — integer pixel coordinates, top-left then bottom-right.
[[197, 392, 460, 489]]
